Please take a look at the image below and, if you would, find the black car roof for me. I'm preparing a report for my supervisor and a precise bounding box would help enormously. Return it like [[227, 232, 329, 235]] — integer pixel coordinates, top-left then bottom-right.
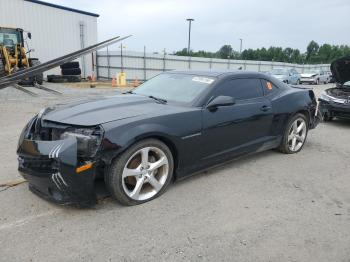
[[168, 70, 269, 79]]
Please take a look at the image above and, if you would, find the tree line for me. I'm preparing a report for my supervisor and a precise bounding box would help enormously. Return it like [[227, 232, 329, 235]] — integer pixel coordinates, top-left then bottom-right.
[[174, 41, 350, 64]]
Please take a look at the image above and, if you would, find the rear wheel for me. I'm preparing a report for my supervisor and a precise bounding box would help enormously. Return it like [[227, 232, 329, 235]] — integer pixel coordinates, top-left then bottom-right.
[[278, 113, 309, 154], [0, 60, 5, 78], [29, 59, 43, 85], [105, 139, 174, 206]]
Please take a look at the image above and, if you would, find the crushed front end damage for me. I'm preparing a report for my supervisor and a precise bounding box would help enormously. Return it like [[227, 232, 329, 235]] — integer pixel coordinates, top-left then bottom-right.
[[17, 115, 100, 207], [318, 97, 350, 120], [318, 55, 350, 120]]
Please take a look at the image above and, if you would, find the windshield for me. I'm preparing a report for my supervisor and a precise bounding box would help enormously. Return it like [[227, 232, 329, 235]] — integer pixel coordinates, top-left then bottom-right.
[[270, 69, 287, 75], [0, 28, 20, 47], [133, 73, 215, 103]]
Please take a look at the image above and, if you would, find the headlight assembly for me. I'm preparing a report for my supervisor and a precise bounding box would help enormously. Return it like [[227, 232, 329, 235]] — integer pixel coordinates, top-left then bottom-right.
[[61, 127, 103, 158]]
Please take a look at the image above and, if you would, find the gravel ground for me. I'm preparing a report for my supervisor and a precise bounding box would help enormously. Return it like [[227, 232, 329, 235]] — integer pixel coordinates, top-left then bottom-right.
[[0, 83, 349, 262]]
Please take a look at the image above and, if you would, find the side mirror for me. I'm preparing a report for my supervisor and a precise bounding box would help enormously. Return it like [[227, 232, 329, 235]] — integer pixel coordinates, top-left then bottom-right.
[[206, 96, 236, 111], [27, 32, 32, 39]]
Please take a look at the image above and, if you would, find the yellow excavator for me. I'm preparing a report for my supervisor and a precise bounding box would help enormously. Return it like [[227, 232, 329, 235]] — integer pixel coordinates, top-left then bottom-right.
[[0, 26, 43, 86]]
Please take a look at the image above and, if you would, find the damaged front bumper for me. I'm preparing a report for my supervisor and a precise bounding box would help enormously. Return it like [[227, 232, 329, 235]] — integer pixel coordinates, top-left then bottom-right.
[[17, 136, 98, 208], [318, 99, 350, 119]]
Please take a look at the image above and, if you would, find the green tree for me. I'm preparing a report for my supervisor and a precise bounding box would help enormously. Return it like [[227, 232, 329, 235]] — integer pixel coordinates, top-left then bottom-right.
[[306, 40, 319, 63], [173, 41, 350, 64], [218, 45, 233, 59]]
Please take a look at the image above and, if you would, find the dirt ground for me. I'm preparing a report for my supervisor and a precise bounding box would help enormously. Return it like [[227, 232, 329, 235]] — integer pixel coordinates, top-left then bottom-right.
[[0, 83, 349, 262]]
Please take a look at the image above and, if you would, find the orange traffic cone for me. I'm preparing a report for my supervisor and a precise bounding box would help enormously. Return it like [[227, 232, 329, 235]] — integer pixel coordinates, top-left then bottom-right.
[[133, 77, 140, 87], [91, 73, 96, 82], [112, 77, 117, 87]]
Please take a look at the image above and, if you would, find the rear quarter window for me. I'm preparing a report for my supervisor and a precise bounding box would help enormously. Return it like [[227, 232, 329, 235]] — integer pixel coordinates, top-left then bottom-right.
[[261, 79, 278, 95]]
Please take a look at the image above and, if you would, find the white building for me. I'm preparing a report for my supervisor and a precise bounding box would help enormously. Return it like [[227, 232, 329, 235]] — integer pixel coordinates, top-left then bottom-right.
[[0, 0, 98, 77]]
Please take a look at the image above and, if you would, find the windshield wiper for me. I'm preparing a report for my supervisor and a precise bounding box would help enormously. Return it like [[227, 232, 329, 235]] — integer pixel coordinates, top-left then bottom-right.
[[148, 95, 167, 104]]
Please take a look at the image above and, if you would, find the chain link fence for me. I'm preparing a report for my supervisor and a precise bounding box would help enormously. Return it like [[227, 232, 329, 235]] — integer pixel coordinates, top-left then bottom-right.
[[96, 50, 330, 81]]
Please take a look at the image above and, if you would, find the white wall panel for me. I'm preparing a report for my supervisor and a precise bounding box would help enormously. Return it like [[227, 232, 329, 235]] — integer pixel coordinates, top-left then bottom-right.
[[0, 0, 97, 77], [97, 52, 330, 81]]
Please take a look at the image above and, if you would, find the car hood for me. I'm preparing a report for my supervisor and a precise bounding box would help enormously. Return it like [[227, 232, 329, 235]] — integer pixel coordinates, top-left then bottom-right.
[[300, 73, 317, 77], [42, 94, 172, 126], [330, 56, 350, 85]]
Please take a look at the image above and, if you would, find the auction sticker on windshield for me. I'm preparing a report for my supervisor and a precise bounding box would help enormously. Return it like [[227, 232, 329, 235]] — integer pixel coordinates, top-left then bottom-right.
[[192, 76, 215, 84]]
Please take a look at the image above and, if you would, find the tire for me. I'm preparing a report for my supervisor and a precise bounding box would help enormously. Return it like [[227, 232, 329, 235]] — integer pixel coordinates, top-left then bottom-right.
[[29, 59, 43, 84], [47, 75, 64, 83], [65, 75, 81, 82], [0, 60, 5, 78], [60, 62, 80, 69], [278, 113, 309, 154], [47, 74, 81, 83], [105, 139, 174, 206], [61, 68, 81, 76]]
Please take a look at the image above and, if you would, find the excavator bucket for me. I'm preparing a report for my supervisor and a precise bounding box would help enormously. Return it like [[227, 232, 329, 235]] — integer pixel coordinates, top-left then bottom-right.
[[0, 35, 131, 90]]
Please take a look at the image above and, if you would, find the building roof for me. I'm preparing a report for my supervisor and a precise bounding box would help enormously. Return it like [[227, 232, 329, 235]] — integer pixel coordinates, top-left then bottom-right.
[[24, 0, 100, 17]]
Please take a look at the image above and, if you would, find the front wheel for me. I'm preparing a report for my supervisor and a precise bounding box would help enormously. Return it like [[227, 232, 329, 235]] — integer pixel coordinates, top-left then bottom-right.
[[278, 113, 309, 154], [105, 139, 174, 206]]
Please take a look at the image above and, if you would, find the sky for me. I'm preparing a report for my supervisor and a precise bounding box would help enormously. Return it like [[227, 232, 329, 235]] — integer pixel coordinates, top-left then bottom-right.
[[45, 0, 350, 53]]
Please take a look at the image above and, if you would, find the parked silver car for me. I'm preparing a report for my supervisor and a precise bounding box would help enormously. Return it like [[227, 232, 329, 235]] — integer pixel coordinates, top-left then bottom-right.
[[269, 68, 301, 85], [300, 70, 329, 85]]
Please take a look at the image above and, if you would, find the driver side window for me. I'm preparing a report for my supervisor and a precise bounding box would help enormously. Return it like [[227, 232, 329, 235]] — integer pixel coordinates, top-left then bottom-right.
[[217, 78, 263, 100]]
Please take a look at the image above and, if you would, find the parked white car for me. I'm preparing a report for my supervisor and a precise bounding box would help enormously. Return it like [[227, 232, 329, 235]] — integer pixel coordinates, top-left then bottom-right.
[[300, 70, 329, 85], [269, 68, 301, 85]]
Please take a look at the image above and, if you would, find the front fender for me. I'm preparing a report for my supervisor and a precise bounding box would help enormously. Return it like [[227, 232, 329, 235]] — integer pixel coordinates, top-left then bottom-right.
[[100, 123, 180, 164], [99, 111, 202, 166]]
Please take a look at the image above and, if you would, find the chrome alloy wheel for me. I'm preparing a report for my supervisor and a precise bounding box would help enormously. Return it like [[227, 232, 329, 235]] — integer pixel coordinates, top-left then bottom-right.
[[122, 147, 169, 201], [288, 118, 307, 152]]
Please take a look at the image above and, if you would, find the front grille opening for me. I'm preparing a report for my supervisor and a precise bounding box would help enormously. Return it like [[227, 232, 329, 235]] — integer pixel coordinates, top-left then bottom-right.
[[20, 156, 57, 173]]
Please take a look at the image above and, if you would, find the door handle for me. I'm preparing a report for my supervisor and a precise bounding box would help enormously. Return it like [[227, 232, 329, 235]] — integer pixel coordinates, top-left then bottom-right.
[[260, 105, 271, 112]]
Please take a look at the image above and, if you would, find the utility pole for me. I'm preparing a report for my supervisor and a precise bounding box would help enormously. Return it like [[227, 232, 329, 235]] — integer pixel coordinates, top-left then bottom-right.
[[186, 18, 194, 56], [119, 43, 126, 73], [162, 48, 166, 71], [239, 38, 243, 54]]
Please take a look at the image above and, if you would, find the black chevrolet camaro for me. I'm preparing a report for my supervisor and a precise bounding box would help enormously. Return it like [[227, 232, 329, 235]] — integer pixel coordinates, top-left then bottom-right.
[[17, 71, 320, 207]]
